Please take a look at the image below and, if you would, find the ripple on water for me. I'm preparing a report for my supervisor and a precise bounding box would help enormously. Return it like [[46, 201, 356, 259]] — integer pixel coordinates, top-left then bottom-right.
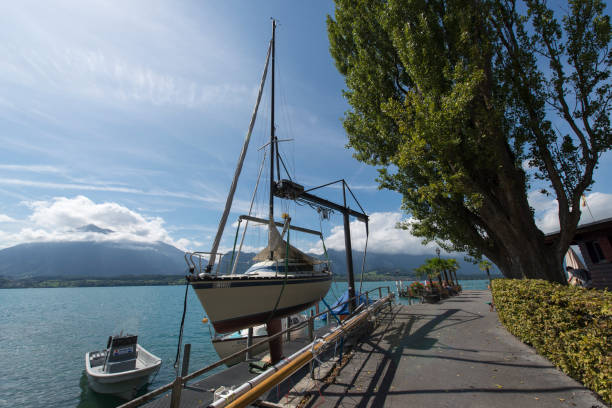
[[1, 280, 488, 407]]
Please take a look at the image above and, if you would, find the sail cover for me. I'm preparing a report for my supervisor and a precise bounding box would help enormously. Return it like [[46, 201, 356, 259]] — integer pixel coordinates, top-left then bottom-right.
[[252, 219, 320, 264]]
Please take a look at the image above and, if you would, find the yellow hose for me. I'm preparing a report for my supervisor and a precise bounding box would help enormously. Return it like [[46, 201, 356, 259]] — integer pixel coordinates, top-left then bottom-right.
[[224, 298, 382, 408]]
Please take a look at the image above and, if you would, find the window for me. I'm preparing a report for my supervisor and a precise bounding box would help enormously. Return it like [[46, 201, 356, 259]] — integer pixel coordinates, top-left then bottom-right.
[[585, 240, 605, 264]]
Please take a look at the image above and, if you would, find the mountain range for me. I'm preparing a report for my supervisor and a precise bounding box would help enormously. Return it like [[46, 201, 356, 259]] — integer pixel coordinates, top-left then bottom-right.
[[0, 240, 187, 279], [0, 239, 484, 280]]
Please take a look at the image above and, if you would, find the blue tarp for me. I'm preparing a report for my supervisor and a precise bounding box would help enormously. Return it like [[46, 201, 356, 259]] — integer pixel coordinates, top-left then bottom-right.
[[321, 290, 371, 320]]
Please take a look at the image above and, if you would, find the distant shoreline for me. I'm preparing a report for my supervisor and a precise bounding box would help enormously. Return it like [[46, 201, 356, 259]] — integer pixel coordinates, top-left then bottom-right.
[[0, 273, 496, 289], [0, 274, 186, 289]]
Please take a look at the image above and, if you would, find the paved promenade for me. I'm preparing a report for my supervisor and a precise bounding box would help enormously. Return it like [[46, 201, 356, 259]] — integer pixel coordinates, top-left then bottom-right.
[[303, 290, 605, 408]]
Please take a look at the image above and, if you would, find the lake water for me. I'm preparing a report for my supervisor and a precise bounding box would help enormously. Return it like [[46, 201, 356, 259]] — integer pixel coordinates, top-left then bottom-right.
[[0, 279, 488, 408]]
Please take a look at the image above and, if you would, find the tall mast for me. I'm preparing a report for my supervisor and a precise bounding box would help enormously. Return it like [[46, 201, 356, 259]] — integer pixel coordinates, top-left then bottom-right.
[[269, 19, 276, 223], [206, 41, 272, 271], [269, 19, 276, 261]]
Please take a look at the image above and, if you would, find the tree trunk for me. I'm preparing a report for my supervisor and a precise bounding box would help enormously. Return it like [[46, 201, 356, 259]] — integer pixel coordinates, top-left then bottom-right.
[[485, 236, 566, 283], [475, 149, 567, 284], [443, 269, 451, 284]]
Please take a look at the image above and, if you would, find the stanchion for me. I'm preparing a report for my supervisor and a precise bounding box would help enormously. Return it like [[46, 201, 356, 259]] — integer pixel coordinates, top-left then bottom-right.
[[308, 310, 315, 379], [246, 327, 254, 360], [170, 376, 182, 408], [181, 344, 191, 377]]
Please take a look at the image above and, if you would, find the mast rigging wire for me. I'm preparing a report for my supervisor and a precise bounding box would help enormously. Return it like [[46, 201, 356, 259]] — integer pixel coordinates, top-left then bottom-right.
[[358, 221, 369, 295], [230, 151, 268, 275]]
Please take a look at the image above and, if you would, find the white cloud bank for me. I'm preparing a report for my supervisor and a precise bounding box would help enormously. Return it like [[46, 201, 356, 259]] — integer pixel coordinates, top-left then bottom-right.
[[0, 195, 193, 251], [309, 212, 438, 256], [2, 192, 610, 255], [0, 214, 15, 223], [306, 191, 612, 256], [531, 191, 612, 233]]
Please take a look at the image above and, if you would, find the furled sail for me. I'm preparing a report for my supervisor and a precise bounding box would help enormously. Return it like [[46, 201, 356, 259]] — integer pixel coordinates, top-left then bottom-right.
[[252, 220, 319, 264]]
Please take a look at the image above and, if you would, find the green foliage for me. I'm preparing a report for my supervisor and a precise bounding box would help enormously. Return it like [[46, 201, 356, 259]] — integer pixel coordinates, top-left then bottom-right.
[[492, 279, 611, 403], [478, 260, 492, 272], [445, 258, 460, 274], [414, 259, 440, 282], [415, 257, 458, 281], [0, 275, 186, 288], [328, 0, 611, 282]]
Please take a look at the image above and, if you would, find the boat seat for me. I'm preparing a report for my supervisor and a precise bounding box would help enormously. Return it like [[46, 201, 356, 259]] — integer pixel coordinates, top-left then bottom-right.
[[89, 350, 107, 368], [106, 335, 138, 373]]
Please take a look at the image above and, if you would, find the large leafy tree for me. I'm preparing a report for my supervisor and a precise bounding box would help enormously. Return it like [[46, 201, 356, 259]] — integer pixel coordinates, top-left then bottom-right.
[[328, 0, 611, 282]]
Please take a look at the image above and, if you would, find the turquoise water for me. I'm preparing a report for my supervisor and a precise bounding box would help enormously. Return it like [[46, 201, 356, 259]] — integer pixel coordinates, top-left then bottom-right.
[[0, 279, 488, 408]]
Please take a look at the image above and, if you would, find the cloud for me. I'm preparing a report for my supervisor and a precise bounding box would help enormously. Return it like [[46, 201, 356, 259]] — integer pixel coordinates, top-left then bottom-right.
[[530, 191, 612, 233], [0, 164, 61, 173], [309, 212, 438, 255], [306, 192, 612, 255], [0, 177, 224, 205], [0, 214, 15, 222], [0, 195, 193, 250], [58, 48, 253, 108], [0, 0, 257, 113]]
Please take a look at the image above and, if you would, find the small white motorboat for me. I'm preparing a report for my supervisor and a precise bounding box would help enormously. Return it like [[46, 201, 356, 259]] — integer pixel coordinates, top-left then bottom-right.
[[85, 334, 161, 400], [212, 314, 308, 366]]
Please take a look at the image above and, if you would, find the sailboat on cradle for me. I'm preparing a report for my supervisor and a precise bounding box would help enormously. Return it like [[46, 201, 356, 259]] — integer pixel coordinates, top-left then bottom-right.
[[186, 20, 332, 335]]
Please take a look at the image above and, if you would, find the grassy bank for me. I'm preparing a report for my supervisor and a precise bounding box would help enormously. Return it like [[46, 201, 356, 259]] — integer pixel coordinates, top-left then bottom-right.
[[492, 279, 611, 404], [0, 275, 186, 288]]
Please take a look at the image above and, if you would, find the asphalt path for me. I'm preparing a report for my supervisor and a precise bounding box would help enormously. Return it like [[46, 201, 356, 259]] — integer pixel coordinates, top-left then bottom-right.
[[302, 290, 606, 408]]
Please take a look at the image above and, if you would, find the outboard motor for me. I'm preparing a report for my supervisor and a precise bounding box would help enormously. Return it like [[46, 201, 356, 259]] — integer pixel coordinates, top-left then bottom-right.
[[105, 335, 138, 373]]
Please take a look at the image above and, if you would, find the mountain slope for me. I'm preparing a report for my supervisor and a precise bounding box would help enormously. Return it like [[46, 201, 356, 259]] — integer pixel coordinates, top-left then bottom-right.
[[0, 241, 187, 279], [0, 241, 484, 280]]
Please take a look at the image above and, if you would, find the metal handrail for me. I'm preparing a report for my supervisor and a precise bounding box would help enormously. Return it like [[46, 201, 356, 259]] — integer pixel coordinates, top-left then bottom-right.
[[184, 251, 225, 276], [117, 286, 393, 408]]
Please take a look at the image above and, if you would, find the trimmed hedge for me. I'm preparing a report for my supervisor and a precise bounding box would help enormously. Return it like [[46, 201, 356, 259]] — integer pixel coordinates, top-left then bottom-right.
[[492, 279, 611, 404]]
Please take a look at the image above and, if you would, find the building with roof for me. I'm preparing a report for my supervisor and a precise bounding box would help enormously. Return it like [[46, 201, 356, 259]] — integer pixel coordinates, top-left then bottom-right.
[[546, 217, 612, 290]]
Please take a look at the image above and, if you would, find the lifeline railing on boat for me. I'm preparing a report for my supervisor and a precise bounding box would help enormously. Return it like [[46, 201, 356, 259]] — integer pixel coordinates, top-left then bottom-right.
[[185, 251, 225, 275], [117, 286, 393, 408], [185, 250, 330, 278]]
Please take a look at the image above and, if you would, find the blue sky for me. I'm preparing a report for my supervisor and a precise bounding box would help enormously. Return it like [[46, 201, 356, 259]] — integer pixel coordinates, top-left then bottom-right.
[[0, 1, 610, 258]]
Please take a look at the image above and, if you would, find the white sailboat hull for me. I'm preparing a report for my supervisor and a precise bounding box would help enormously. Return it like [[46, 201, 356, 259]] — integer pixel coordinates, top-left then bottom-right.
[[191, 273, 331, 333], [212, 335, 269, 366]]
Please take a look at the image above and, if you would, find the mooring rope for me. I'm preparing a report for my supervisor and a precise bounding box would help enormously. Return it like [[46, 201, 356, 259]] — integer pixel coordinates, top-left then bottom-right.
[[173, 278, 190, 374]]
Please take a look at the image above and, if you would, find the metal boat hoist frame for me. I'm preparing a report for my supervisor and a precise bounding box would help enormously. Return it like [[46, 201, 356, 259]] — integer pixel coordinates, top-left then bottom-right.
[[274, 178, 369, 314]]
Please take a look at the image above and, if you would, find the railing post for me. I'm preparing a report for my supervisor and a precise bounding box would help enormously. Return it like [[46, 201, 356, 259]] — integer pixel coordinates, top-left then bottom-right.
[[308, 310, 315, 379], [378, 287, 382, 299], [246, 327, 254, 360], [365, 292, 369, 307], [286, 316, 291, 341], [181, 344, 191, 377], [170, 376, 182, 408]]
